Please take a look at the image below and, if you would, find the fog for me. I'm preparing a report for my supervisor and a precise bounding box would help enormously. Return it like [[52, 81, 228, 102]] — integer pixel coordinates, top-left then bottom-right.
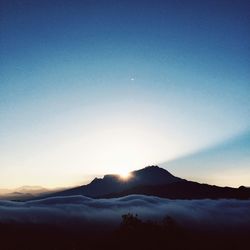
[[0, 195, 250, 232]]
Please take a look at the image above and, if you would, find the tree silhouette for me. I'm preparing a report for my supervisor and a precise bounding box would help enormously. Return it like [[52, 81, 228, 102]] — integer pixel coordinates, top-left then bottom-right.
[[115, 213, 185, 249]]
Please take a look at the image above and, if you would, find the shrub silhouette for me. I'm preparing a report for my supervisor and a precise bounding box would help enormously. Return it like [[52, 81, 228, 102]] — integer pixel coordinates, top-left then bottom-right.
[[120, 213, 142, 230], [115, 213, 185, 249]]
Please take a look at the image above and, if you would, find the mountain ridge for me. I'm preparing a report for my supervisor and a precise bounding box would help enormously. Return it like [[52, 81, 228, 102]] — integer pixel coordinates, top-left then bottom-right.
[[30, 165, 250, 200], [48, 165, 184, 198]]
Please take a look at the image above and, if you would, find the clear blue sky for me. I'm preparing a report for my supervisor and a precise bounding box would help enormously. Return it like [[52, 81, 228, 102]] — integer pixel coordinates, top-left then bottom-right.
[[0, 0, 249, 188]]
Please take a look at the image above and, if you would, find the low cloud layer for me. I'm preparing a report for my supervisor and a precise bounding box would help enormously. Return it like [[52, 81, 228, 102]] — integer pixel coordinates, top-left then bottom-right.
[[0, 195, 250, 232]]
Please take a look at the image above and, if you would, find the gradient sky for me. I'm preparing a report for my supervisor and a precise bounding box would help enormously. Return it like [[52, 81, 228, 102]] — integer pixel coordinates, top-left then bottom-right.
[[161, 130, 250, 187], [0, 0, 249, 188]]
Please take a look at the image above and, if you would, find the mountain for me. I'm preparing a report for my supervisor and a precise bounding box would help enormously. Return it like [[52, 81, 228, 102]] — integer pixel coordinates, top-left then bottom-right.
[[15, 186, 49, 194], [27, 166, 250, 200], [0, 186, 61, 201], [103, 181, 250, 199], [46, 166, 184, 198], [37, 166, 250, 199]]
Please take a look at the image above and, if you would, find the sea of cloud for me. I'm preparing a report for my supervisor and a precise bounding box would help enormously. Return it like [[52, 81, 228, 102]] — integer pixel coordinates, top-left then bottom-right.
[[0, 195, 250, 232]]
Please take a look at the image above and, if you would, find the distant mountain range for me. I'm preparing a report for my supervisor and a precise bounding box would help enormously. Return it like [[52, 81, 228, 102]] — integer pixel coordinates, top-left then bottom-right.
[[40, 166, 250, 200], [0, 186, 61, 201]]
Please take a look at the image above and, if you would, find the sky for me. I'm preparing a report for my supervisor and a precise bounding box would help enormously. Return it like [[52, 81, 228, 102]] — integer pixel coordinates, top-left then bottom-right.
[[160, 130, 250, 187], [0, 0, 249, 189]]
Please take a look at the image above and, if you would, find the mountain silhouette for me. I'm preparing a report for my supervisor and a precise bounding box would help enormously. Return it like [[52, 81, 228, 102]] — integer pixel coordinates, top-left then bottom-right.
[[0, 186, 52, 201], [103, 181, 250, 199], [49, 166, 183, 198], [40, 166, 250, 200]]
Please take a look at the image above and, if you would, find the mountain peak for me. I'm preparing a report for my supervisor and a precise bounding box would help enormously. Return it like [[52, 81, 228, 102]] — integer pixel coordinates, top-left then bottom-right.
[[45, 166, 184, 198], [134, 165, 173, 173], [131, 165, 182, 186], [25, 166, 250, 200], [134, 165, 170, 174], [139, 165, 161, 171]]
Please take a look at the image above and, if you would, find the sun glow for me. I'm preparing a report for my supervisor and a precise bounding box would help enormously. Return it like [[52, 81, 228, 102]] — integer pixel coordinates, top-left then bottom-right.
[[119, 171, 132, 181]]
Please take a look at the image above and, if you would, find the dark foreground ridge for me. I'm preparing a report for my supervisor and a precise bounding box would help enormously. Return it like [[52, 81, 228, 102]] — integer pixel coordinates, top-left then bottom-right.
[[1, 213, 248, 250], [40, 166, 250, 200]]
